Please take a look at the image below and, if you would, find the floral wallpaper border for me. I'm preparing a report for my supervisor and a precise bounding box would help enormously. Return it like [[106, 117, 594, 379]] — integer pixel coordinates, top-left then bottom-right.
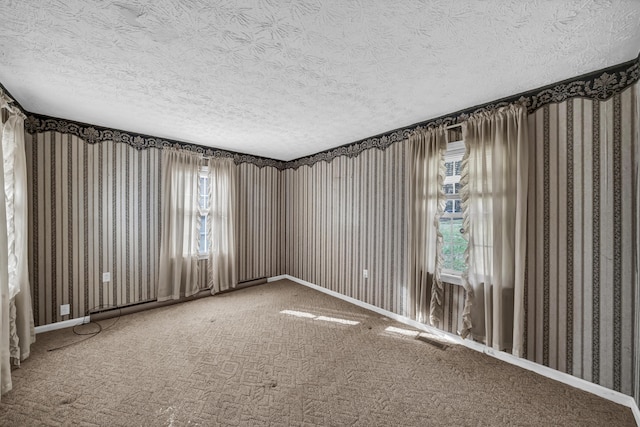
[[23, 114, 287, 169], [8, 53, 640, 170]]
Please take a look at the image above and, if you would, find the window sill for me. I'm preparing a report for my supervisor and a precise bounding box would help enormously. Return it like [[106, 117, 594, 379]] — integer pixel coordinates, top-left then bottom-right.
[[441, 272, 463, 287]]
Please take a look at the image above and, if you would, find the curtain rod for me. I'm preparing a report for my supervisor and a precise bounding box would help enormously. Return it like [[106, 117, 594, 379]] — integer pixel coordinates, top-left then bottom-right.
[[445, 123, 462, 130]]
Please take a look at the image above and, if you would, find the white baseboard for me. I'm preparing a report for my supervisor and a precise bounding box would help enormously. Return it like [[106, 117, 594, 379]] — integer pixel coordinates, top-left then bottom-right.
[[277, 274, 640, 426], [34, 316, 90, 334], [33, 277, 281, 334], [633, 402, 640, 427]]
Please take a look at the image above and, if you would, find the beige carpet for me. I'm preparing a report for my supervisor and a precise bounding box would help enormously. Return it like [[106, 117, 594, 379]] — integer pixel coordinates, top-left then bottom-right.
[[0, 279, 635, 426]]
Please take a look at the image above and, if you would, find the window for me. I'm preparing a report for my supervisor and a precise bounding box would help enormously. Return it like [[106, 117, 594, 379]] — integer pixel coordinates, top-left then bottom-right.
[[198, 167, 209, 256], [440, 140, 466, 278]]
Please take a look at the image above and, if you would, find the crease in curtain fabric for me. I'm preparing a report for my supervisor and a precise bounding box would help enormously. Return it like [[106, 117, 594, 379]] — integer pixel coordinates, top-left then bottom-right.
[[206, 157, 237, 294], [157, 149, 202, 301], [0, 103, 11, 397], [409, 126, 447, 326], [0, 93, 35, 400], [2, 111, 35, 367], [459, 104, 528, 356]]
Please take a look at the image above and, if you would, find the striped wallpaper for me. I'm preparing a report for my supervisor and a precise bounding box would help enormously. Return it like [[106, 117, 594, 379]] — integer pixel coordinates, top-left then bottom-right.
[[525, 86, 637, 395], [283, 143, 409, 315], [26, 133, 162, 325], [236, 162, 284, 282], [284, 84, 638, 396], [282, 142, 467, 334], [26, 133, 283, 326]]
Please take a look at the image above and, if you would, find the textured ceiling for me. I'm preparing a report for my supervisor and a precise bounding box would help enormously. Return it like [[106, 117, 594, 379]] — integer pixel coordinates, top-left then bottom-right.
[[1, 1, 639, 160]]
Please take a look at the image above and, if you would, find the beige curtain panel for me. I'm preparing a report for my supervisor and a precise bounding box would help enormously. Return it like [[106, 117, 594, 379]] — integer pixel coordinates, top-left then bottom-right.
[[460, 104, 529, 356], [409, 126, 447, 326], [206, 157, 237, 294], [157, 149, 202, 301]]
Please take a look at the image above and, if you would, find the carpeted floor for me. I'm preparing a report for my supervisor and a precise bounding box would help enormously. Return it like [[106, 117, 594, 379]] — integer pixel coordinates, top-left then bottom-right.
[[0, 279, 635, 426]]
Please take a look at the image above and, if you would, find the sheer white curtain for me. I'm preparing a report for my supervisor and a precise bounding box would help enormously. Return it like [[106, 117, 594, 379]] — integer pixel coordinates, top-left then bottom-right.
[[408, 126, 447, 326], [206, 158, 237, 294], [157, 149, 202, 301], [0, 105, 10, 397], [3, 111, 35, 367], [460, 104, 528, 355], [0, 92, 35, 399]]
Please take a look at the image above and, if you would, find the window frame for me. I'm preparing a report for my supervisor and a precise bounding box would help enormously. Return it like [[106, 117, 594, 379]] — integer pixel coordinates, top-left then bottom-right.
[[440, 140, 465, 285], [197, 166, 210, 258]]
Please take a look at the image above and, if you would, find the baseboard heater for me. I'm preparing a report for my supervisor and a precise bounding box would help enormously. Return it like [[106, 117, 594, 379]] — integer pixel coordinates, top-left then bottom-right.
[[90, 277, 268, 322], [221, 277, 268, 293], [416, 335, 449, 350]]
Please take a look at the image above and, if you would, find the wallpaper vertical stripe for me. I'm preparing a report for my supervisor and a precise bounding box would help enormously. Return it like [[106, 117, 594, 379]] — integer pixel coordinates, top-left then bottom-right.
[[612, 94, 622, 393], [29, 128, 38, 322], [542, 105, 550, 368], [634, 81, 640, 408], [565, 98, 574, 376], [591, 99, 601, 386], [97, 145, 104, 310]]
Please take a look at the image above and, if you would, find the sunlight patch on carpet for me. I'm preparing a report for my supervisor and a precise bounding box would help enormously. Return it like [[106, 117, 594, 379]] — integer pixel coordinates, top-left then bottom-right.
[[280, 310, 316, 319], [315, 316, 359, 325], [280, 310, 359, 325], [384, 326, 420, 337]]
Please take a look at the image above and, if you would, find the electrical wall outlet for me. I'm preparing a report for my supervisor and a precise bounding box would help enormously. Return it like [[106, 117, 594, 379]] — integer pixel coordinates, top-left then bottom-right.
[[60, 304, 70, 316], [363, 269, 369, 279], [102, 272, 111, 283]]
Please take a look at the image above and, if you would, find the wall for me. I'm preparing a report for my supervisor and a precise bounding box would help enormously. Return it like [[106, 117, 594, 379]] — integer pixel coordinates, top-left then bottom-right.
[[236, 162, 285, 281], [284, 143, 408, 315], [26, 133, 162, 324], [284, 85, 638, 396], [283, 138, 467, 335], [26, 133, 282, 326]]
